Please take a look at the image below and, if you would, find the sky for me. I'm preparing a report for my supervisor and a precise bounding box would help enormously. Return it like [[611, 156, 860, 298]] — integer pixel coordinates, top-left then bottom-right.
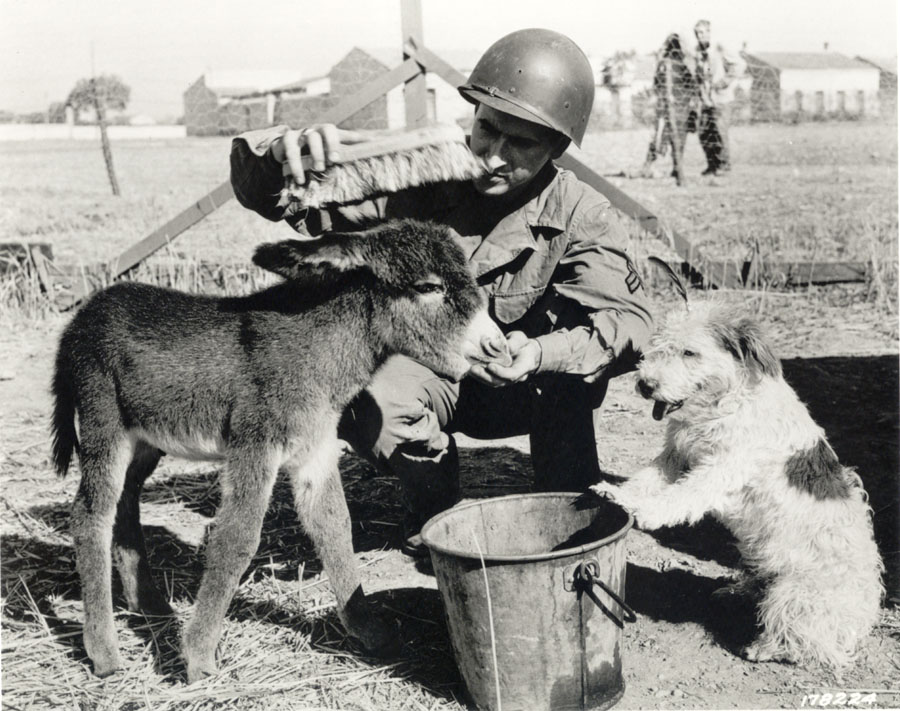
[[1, 0, 896, 120]]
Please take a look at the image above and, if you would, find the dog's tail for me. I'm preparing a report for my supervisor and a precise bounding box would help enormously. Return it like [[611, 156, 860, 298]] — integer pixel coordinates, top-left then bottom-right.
[[51, 347, 79, 477]]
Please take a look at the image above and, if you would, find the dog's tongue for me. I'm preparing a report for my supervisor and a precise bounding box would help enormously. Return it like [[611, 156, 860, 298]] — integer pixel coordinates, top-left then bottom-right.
[[652, 401, 668, 421]]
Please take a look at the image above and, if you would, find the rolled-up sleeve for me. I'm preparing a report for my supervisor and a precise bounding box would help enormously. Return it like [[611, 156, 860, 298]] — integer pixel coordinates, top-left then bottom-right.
[[535, 200, 653, 379], [230, 126, 295, 223], [232, 126, 381, 235]]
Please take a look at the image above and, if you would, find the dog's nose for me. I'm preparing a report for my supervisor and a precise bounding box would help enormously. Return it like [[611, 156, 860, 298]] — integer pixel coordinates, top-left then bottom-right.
[[637, 378, 657, 399]]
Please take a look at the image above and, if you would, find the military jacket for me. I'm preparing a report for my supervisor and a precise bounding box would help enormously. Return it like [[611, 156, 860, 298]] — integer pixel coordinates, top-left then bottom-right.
[[231, 127, 652, 381]]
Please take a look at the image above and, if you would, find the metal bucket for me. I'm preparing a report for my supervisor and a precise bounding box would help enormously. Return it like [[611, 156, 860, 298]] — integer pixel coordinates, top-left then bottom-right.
[[421, 493, 634, 711]]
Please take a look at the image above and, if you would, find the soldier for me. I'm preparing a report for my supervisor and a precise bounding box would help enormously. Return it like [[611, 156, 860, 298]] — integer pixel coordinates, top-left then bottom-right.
[[694, 19, 746, 175], [640, 33, 697, 183], [230, 29, 653, 554]]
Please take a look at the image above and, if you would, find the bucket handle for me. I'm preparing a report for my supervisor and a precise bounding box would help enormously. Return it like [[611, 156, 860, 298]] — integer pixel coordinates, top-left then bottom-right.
[[570, 560, 637, 625]]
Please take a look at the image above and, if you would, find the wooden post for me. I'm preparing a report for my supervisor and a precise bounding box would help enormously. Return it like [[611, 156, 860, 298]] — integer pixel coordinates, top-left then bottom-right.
[[401, 0, 429, 128], [92, 78, 121, 197]]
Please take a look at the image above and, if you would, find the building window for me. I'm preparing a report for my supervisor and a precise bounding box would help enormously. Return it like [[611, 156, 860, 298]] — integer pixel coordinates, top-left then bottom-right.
[[857, 90, 866, 115], [794, 90, 804, 113], [837, 90, 846, 114], [815, 91, 825, 116]]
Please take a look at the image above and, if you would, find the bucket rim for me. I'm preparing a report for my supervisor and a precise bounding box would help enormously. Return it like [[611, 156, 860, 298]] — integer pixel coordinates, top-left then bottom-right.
[[419, 492, 634, 563]]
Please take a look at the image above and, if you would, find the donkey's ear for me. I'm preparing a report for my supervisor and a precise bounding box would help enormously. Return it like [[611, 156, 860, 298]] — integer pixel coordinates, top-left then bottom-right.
[[715, 315, 782, 379], [252, 235, 369, 280]]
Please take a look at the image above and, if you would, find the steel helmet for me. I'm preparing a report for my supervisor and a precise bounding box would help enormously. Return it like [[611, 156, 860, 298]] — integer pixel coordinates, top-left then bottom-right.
[[459, 29, 596, 147]]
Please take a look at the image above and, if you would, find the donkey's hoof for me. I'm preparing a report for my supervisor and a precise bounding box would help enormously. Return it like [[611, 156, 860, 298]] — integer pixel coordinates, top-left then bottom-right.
[[90, 650, 122, 678], [185, 657, 217, 684], [85, 631, 121, 678]]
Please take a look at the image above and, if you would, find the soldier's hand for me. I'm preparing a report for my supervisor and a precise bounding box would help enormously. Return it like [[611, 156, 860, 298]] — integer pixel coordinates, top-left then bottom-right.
[[467, 331, 542, 387], [272, 124, 370, 185]]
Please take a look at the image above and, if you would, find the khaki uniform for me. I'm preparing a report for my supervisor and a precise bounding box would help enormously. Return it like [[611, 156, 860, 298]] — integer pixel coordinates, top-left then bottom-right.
[[695, 43, 746, 173], [231, 126, 653, 519]]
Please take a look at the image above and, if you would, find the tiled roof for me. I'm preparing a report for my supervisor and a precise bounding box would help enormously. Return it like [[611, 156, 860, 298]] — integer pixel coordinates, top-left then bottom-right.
[[743, 52, 875, 70], [855, 56, 898, 74], [273, 75, 330, 93], [204, 70, 305, 97]]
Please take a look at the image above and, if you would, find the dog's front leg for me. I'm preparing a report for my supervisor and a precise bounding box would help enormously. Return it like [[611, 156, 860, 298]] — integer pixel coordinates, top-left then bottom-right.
[[596, 459, 744, 531], [592, 457, 682, 529], [591, 461, 668, 512]]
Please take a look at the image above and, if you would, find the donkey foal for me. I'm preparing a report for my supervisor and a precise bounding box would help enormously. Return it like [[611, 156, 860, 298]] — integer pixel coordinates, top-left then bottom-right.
[[51, 219, 510, 682]]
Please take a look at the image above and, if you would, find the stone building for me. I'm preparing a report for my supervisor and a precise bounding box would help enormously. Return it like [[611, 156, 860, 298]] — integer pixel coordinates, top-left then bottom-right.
[[742, 52, 881, 122], [183, 47, 478, 136], [855, 56, 898, 117]]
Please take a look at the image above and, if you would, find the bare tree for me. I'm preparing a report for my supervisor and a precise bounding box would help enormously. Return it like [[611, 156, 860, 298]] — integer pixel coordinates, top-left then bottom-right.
[[67, 75, 130, 196]]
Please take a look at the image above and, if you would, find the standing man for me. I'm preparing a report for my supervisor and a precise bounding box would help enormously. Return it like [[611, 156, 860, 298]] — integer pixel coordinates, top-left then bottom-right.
[[640, 33, 697, 182], [694, 19, 745, 175], [230, 29, 653, 554]]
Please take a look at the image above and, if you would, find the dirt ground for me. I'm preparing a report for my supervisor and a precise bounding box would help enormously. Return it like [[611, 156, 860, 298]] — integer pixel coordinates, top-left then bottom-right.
[[1, 285, 898, 710]]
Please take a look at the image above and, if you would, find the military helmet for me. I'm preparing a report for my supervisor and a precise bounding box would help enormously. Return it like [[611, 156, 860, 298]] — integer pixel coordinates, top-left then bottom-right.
[[458, 28, 595, 147]]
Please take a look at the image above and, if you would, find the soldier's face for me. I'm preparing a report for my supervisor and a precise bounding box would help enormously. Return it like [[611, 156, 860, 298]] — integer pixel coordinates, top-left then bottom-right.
[[469, 104, 563, 198], [695, 26, 710, 48]]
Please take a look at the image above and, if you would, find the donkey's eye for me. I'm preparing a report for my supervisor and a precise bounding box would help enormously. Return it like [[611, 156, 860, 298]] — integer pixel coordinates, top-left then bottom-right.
[[412, 280, 444, 295], [683, 349, 697, 358]]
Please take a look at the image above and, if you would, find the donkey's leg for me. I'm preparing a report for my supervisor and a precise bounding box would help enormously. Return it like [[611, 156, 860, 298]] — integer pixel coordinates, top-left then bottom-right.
[[112, 440, 172, 616], [287, 430, 397, 655], [71, 427, 133, 678], [181, 449, 279, 682]]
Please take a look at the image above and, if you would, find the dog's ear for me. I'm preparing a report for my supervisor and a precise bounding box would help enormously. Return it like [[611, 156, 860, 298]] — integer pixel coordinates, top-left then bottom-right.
[[713, 315, 782, 379]]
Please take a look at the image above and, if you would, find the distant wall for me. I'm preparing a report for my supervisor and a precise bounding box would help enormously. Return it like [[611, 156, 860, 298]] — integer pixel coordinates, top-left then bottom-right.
[[780, 68, 880, 117], [276, 95, 339, 128], [0, 124, 187, 141]]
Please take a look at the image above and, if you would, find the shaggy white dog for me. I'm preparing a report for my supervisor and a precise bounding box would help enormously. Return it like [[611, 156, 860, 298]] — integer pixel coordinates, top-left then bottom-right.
[[592, 301, 884, 669]]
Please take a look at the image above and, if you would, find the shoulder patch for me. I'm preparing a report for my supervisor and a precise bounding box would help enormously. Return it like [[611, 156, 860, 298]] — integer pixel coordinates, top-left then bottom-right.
[[625, 260, 645, 294], [784, 439, 851, 500]]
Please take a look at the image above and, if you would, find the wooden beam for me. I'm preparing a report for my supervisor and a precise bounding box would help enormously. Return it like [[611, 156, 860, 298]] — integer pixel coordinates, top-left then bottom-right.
[[554, 153, 737, 288], [56, 181, 235, 306], [413, 45, 467, 87], [317, 57, 422, 126], [110, 181, 235, 276], [756, 260, 869, 285], [401, 0, 429, 128], [647, 259, 870, 287]]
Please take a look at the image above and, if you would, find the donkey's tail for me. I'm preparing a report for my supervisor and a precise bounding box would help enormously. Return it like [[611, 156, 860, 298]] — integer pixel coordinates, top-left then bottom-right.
[[51, 348, 79, 477]]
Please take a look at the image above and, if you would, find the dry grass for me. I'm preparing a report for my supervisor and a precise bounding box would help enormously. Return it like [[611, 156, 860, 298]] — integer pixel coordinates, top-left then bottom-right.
[[1, 419, 466, 710]]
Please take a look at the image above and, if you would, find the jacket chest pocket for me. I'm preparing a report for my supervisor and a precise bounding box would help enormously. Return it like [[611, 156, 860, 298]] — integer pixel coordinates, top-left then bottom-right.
[[490, 287, 547, 324]]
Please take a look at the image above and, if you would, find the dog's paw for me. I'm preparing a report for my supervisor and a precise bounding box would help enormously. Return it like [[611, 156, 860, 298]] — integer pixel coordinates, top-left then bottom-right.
[[589, 482, 617, 500], [743, 640, 793, 664], [632, 510, 666, 531]]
